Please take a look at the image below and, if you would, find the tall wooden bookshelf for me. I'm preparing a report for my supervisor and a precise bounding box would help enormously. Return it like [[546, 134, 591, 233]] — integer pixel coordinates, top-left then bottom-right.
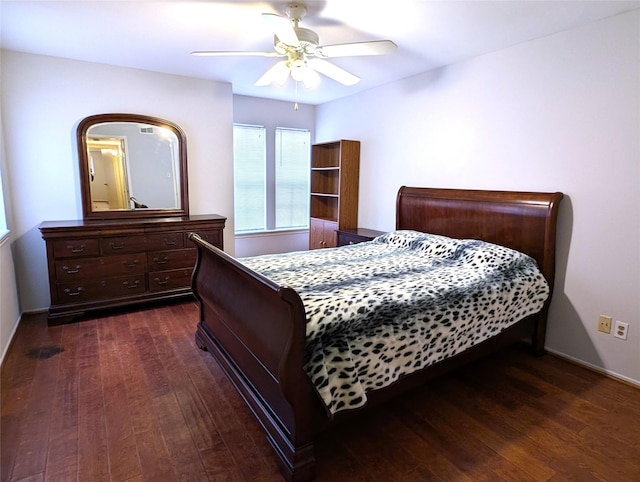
[[309, 140, 360, 249]]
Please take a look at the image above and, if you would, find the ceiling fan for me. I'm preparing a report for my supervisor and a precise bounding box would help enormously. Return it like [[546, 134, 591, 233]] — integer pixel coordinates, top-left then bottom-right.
[[192, 3, 397, 88]]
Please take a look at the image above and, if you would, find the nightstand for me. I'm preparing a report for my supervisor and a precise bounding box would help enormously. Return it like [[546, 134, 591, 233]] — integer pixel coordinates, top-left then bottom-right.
[[336, 228, 386, 247]]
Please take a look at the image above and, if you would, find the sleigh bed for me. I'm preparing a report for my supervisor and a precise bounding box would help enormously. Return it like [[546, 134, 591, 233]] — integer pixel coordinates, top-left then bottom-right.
[[189, 186, 563, 481]]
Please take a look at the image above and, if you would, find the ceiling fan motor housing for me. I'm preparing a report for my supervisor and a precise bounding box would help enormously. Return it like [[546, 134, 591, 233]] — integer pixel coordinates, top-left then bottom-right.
[[274, 26, 318, 55], [295, 27, 318, 50]]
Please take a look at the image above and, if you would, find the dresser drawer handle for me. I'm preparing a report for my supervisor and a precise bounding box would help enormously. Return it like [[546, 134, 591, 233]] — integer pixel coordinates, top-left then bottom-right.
[[68, 244, 86, 253], [122, 260, 140, 268], [123, 280, 141, 289], [154, 276, 170, 285], [153, 256, 169, 265], [63, 265, 81, 274], [163, 239, 178, 246], [63, 287, 83, 297], [110, 242, 126, 250]]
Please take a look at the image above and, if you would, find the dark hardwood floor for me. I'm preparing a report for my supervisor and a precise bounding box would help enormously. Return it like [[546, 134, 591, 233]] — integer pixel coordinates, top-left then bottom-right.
[[2, 301, 639, 481]]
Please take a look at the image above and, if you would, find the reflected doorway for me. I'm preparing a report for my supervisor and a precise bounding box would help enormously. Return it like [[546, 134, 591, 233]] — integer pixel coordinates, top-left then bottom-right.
[[87, 138, 129, 210]]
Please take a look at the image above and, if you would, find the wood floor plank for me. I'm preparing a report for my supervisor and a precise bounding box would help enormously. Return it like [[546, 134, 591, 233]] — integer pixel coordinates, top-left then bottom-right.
[[198, 442, 246, 482], [151, 392, 210, 481], [180, 336, 277, 480], [76, 321, 110, 482], [3, 303, 639, 482], [516, 350, 638, 405], [98, 318, 142, 482], [437, 376, 599, 481], [134, 427, 179, 481], [1, 313, 58, 482], [118, 345, 158, 436], [129, 323, 172, 399], [44, 322, 80, 482], [392, 398, 495, 479], [377, 409, 475, 482], [144, 323, 219, 452], [453, 362, 638, 481], [171, 334, 280, 480], [403, 383, 540, 482], [10, 327, 63, 481], [1, 413, 21, 482], [314, 430, 366, 482], [506, 361, 640, 448], [427, 383, 556, 481]]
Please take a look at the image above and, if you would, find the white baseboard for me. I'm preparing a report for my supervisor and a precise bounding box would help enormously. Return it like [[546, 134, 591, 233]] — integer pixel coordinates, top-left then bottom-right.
[[545, 347, 640, 389], [0, 315, 20, 366]]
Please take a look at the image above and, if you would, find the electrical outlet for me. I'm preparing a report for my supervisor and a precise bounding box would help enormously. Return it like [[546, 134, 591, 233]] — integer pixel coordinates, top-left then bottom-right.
[[598, 315, 612, 334], [614, 321, 629, 340]]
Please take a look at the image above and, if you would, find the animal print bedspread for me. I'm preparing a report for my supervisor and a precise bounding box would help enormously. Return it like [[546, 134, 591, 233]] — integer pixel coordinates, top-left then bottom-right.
[[239, 230, 549, 415]]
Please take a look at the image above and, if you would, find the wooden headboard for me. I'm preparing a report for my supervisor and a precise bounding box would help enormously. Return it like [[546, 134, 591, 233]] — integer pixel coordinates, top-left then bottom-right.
[[396, 186, 564, 292]]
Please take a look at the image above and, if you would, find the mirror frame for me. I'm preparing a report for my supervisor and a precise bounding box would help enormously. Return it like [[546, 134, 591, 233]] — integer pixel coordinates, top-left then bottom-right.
[[77, 113, 189, 220]]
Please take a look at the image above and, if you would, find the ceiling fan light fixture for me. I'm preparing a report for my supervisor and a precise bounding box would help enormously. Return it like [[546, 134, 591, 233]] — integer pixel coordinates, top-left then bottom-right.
[[255, 60, 290, 86], [289, 63, 319, 88], [289, 65, 305, 82], [301, 68, 320, 88]]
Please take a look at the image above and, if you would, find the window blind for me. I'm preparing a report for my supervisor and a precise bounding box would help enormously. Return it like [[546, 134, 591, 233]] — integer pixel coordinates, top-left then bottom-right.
[[233, 125, 266, 233], [275, 128, 310, 230]]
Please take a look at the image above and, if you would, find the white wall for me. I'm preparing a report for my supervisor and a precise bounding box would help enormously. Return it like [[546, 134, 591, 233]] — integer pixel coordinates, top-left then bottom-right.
[[233, 94, 315, 257], [1, 51, 234, 315], [0, 102, 21, 363], [0, 234, 20, 364], [316, 11, 640, 384]]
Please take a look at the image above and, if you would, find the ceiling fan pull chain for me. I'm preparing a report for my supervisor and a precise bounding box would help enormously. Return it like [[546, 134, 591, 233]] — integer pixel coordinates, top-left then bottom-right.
[[294, 81, 299, 111]]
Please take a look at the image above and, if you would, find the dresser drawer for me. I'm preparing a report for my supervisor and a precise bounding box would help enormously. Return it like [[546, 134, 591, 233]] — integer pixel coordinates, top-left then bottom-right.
[[56, 274, 146, 302], [146, 232, 185, 251], [52, 239, 100, 258], [148, 248, 196, 271], [55, 254, 147, 280], [149, 268, 192, 291], [101, 235, 148, 254], [187, 229, 221, 248]]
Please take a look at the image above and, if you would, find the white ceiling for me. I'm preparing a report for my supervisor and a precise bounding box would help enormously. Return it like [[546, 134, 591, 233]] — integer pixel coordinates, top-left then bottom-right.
[[1, 1, 638, 105]]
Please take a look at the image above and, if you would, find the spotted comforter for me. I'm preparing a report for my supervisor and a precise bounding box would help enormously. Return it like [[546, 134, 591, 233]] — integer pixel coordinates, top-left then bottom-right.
[[239, 230, 549, 415]]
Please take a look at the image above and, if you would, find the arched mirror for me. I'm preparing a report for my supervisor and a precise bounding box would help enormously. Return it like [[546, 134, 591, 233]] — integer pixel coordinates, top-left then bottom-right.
[[78, 113, 189, 220]]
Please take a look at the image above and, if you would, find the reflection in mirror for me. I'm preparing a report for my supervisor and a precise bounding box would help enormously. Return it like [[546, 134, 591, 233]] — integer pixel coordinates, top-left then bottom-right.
[[87, 123, 180, 210], [78, 114, 189, 220]]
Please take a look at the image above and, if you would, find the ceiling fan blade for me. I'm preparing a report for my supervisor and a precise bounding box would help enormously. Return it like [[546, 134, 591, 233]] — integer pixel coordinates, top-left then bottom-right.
[[255, 60, 291, 86], [307, 58, 360, 86], [315, 40, 397, 58], [262, 13, 299, 47], [191, 50, 283, 57]]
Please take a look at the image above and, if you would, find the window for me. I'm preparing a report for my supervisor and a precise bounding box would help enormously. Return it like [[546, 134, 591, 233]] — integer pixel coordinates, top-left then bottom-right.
[[275, 128, 310, 230], [233, 125, 266, 232], [233, 125, 310, 234]]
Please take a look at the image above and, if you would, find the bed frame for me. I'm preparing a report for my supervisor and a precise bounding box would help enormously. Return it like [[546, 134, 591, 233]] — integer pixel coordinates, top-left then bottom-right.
[[189, 186, 563, 481]]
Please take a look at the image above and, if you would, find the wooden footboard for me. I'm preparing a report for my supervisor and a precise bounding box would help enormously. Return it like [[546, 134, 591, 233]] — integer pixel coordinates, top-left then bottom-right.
[[189, 233, 318, 481]]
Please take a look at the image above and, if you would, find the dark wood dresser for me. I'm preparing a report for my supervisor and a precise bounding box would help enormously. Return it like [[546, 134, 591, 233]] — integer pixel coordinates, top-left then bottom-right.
[[40, 214, 226, 325]]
